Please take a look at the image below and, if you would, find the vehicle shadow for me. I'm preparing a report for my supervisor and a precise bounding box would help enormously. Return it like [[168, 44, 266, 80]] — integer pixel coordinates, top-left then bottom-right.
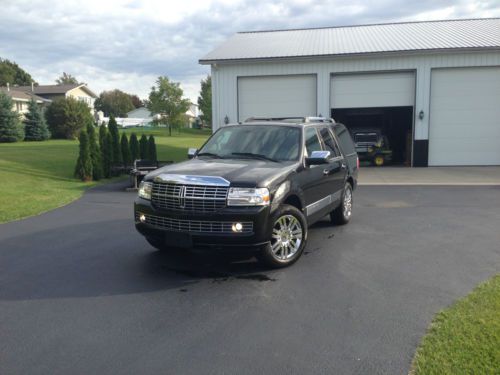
[[0, 218, 277, 302]]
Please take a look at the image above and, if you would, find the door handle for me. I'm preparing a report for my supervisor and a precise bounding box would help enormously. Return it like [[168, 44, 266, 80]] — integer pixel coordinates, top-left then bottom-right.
[[323, 169, 330, 176], [341, 163, 347, 170]]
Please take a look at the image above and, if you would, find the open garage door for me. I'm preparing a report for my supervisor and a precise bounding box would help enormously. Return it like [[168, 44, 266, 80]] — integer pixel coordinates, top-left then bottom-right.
[[238, 75, 316, 121], [331, 72, 415, 166], [429, 67, 500, 166]]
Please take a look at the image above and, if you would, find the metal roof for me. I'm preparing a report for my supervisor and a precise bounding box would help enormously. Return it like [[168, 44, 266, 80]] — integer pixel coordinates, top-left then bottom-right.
[[200, 18, 500, 64]]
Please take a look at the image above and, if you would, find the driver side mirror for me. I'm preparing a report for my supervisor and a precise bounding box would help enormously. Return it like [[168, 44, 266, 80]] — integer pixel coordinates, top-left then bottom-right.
[[187, 148, 198, 159], [306, 150, 330, 166]]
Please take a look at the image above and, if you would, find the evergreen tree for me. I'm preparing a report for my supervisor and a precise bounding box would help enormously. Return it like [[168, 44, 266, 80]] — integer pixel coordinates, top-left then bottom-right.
[[147, 135, 157, 162], [98, 123, 107, 150], [107, 115, 122, 165], [24, 98, 50, 141], [74, 129, 93, 181], [120, 133, 132, 167], [0, 91, 24, 142], [101, 131, 113, 178], [130, 133, 139, 162], [139, 134, 148, 159], [87, 122, 102, 180]]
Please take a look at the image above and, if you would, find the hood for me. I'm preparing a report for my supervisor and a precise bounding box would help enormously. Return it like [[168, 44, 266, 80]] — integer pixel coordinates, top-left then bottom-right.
[[146, 158, 298, 188]]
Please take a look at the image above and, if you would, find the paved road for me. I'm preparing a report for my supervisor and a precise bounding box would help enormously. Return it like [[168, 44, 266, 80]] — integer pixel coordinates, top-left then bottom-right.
[[1, 182, 499, 374]]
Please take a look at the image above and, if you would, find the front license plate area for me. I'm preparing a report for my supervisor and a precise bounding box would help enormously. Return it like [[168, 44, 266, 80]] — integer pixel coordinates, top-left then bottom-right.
[[166, 231, 192, 249]]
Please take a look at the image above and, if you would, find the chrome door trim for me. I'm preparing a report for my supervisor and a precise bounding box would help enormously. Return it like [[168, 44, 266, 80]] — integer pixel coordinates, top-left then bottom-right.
[[305, 191, 342, 217]]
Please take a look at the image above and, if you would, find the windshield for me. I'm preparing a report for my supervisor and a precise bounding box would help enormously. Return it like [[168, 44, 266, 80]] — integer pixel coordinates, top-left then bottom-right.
[[198, 125, 301, 161]]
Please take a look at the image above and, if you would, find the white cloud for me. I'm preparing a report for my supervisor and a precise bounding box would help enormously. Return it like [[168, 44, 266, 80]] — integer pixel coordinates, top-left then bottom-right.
[[0, 0, 498, 103]]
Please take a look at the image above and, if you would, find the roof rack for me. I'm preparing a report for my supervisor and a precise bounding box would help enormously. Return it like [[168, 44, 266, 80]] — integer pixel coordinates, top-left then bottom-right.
[[244, 116, 335, 124]]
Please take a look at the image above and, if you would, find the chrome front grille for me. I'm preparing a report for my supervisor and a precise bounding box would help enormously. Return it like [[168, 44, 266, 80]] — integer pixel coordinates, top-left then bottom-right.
[[137, 213, 253, 234], [151, 182, 229, 212]]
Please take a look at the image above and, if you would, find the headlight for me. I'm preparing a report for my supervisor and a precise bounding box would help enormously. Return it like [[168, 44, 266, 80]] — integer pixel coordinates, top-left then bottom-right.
[[227, 187, 270, 206], [138, 181, 152, 200]]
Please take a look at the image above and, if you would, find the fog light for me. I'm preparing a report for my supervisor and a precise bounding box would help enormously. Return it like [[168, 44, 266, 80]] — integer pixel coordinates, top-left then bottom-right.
[[232, 222, 243, 232], [139, 214, 146, 223]]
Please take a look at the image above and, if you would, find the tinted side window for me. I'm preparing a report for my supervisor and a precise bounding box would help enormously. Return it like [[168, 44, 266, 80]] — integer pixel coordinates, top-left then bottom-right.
[[319, 127, 340, 157], [334, 125, 356, 155], [304, 127, 322, 156]]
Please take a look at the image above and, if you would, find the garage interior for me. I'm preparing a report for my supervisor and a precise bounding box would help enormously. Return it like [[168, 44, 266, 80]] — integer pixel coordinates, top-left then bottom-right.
[[332, 106, 413, 166], [330, 71, 416, 167]]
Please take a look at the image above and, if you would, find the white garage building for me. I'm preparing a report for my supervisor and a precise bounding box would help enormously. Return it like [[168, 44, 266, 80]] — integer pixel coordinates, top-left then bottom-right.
[[199, 18, 500, 167]]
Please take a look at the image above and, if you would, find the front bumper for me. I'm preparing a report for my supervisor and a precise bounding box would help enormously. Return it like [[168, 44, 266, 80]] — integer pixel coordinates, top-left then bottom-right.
[[134, 197, 272, 250]]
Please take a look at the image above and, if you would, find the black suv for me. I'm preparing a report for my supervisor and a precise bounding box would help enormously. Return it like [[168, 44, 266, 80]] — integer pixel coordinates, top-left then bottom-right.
[[135, 118, 358, 267]]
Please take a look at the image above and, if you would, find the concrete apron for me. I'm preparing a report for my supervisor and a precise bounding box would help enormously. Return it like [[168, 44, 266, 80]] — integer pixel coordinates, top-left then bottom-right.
[[358, 166, 500, 186]]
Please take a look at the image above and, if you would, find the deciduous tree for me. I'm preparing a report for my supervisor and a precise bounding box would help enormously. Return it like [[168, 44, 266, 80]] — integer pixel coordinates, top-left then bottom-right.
[[56, 72, 78, 85], [45, 97, 93, 139], [95, 89, 135, 117], [0, 58, 36, 86], [147, 76, 190, 136]]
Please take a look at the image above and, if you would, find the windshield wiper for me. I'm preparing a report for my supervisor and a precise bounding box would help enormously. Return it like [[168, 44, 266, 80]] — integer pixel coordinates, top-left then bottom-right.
[[196, 152, 223, 159], [231, 152, 279, 163]]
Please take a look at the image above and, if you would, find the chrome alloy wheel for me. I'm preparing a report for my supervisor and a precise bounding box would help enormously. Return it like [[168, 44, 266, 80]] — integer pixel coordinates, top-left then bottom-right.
[[343, 186, 352, 220], [270, 214, 303, 260]]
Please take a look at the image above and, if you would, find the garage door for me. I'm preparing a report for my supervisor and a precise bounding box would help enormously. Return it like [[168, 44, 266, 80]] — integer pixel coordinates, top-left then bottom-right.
[[238, 75, 316, 121], [331, 72, 415, 108], [429, 67, 500, 166]]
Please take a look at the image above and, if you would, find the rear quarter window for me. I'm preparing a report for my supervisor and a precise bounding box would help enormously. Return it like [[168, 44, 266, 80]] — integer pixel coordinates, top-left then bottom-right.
[[333, 125, 356, 155]]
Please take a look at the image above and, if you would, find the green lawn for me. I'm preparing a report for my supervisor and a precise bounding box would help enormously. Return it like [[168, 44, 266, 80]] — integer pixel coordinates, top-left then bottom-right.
[[411, 274, 500, 375], [0, 129, 210, 223]]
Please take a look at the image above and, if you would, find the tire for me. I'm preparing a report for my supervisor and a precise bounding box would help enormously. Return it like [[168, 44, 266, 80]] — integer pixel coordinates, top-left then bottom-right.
[[146, 236, 170, 252], [374, 155, 385, 166], [257, 204, 308, 268], [330, 182, 353, 225]]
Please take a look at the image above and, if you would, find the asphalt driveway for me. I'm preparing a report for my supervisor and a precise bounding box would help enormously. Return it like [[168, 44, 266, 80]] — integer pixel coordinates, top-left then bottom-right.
[[1, 182, 499, 374]]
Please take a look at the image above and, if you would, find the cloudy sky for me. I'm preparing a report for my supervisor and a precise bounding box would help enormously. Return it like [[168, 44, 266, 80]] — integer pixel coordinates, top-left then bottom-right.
[[1, 0, 499, 102]]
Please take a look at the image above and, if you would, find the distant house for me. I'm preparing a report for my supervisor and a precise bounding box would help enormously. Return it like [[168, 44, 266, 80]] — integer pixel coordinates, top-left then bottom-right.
[[127, 107, 153, 121], [16, 83, 98, 112], [0, 84, 51, 118], [118, 104, 199, 128]]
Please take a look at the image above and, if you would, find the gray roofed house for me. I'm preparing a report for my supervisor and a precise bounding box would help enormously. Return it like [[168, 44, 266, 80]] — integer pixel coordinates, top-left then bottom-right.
[[14, 83, 98, 112], [0, 85, 51, 117], [200, 18, 500, 168]]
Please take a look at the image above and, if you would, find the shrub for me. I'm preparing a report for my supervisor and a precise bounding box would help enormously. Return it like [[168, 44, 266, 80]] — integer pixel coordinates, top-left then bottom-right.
[[0, 91, 24, 142], [45, 97, 93, 139], [139, 134, 148, 159], [87, 123, 102, 180], [74, 129, 93, 181], [147, 135, 157, 162], [120, 133, 132, 167], [24, 99, 50, 141], [130, 133, 139, 162], [107, 115, 122, 165]]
